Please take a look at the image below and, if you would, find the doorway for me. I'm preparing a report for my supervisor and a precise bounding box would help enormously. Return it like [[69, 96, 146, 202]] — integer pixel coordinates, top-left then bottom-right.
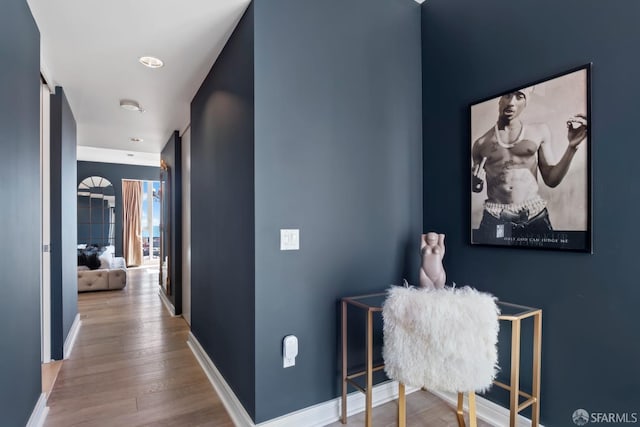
[[141, 180, 161, 266], [40, 78, 51, 364], [40, 78, 64, 395]]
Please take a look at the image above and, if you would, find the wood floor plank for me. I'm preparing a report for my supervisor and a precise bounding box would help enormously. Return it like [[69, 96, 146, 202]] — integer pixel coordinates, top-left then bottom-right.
[[135, 381, 219, 411], [51, 360, 204, 392], [42, 360, 64, 394], [44, 268, 233, 426], [45, 397, 138, 426], [55, 348, 194, 381], [325, 389, 495, 427]]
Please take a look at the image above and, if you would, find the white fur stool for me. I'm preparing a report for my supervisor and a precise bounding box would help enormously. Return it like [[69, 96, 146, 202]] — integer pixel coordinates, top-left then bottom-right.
[[382, 285, 500, 427]]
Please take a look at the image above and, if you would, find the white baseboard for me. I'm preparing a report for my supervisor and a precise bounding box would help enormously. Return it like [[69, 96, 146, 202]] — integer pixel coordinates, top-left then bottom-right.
[[63, 313, 81, 359], [430, 390, 544, 427], [26, 393, 49, 427], [186, 332, 419, 427], [187, 332, 254, 426], [158, 289, 178, 317], [187, 333, 544, 427], [258, 381, 419, 427]]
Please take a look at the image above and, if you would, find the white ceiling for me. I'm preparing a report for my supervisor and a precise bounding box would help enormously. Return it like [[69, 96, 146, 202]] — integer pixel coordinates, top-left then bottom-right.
[[27, 0, 251, 156]]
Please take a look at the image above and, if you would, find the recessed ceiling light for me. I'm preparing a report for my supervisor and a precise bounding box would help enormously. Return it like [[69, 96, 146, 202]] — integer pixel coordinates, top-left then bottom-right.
[[139, 56, 164, 69], [130, 137, 144, 143], [120, 99, 144, 113]]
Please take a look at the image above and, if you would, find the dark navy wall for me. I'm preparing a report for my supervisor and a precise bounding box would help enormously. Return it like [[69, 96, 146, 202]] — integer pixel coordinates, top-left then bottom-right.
[[77, 161, 160, 257], [190, 5, 256, 419], [422, 1, 640, 425], [50, 87, 78, 360], [253, 0, 422, 421], [161, 131, 182, 312], [0, 0, 41, 423]]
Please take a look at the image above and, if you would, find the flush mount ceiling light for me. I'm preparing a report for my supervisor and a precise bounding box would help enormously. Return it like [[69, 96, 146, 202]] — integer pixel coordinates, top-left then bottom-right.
[[139, 56, 164, 69], [119, 99, 144, 113], [130, 137, 144, 143]]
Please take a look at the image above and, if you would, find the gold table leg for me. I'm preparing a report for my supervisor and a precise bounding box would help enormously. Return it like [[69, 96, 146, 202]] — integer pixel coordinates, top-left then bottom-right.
[[510, 319, 521, 427], [398, 383, 406, 427], [341, 301, 347, 424], [531, 312, 542, 427], [456, 392, 465, 427], [468, 391, 477, 427], [365, 310, 373, 427]]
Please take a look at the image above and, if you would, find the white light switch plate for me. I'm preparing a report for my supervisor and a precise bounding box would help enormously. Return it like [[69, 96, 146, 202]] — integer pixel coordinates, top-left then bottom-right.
[[280, 229, 300, 250]]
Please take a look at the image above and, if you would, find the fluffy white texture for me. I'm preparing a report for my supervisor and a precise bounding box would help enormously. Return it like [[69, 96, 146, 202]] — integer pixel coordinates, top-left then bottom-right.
[[382, 286, 500, 393], [98, 253, 112, 269]]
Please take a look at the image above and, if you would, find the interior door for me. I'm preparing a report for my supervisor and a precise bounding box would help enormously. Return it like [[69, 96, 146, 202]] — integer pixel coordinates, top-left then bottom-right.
[[40, 79, 51, 362], [181, 127, 191, 325]]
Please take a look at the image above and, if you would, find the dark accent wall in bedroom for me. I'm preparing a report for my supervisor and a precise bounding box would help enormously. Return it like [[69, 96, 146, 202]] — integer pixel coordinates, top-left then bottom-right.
[[50, 87, 78, 360], [161, 131, 182, 312], [0, 1, 41, 423], [421, 0, 640, 425], [252, 0, 422, 421], [77, 161, 160, 258], [190, 4, 256, 419]]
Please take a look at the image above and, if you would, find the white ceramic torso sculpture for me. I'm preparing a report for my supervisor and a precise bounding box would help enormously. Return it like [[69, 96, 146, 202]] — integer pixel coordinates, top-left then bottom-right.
[[420, 232, 446, 289]]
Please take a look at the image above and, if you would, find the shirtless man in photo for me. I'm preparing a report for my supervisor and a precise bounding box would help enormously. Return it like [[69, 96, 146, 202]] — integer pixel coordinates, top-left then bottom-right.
[[472, 87, 587, 239]]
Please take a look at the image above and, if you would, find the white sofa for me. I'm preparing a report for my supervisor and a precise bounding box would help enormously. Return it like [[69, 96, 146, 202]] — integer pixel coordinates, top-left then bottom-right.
[[77, 256, 127, 292]]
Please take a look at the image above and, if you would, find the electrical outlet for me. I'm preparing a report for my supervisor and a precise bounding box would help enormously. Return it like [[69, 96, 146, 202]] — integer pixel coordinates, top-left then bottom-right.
[[283, 335, 298, 368]]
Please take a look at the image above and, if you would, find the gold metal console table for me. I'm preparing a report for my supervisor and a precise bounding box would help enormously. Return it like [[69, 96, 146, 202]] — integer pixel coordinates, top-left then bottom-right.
[[340, 292, 542, 427], [494, 301, 542, 427], [341, 292, 386, 426]]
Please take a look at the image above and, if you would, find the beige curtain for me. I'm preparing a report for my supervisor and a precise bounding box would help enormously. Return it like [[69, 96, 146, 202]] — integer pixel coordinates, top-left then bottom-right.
[[122, 180, 143, 266]]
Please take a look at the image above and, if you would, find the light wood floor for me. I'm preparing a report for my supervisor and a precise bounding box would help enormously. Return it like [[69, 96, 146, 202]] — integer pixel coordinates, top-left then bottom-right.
[[44, 268, 234, 427], [44, 268, 492, 426], [325, 390, 494, 427], [42, 360, 63, 394]]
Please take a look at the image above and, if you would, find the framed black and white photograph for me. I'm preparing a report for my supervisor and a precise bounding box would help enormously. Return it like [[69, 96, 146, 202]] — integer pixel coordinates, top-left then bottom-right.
[[470, 64, 591, 252]]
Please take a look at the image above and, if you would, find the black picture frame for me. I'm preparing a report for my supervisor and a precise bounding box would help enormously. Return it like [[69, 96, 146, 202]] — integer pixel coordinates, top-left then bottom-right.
[[470, 64, 592, 252]]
